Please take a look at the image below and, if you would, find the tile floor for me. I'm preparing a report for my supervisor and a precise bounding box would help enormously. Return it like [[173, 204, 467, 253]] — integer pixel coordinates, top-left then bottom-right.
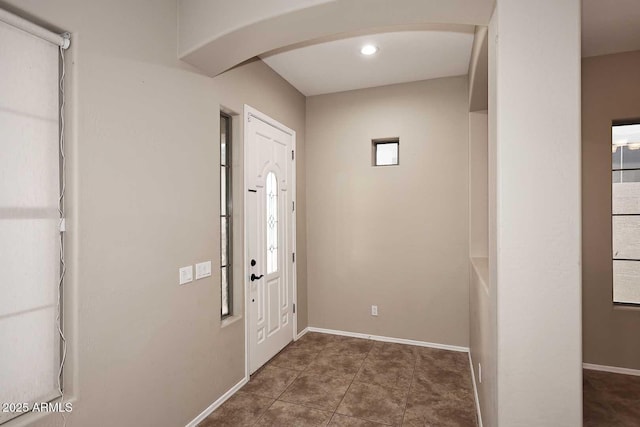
[[199, 333, 477, 426], [583, 369, 640, 427]]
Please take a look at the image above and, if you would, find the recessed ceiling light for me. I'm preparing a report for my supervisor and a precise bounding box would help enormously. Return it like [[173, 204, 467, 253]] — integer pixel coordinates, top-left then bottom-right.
[[360, 44, 378, 56]]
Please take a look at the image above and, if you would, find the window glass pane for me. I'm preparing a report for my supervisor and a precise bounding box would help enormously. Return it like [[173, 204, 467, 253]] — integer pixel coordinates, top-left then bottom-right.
[[612, 145, 622, 170], [220, 113, 232, 317], [621, 146, 640, 170], [622, 170, 640, 183], [376, 143, 398, 166], [613, 182, 640, 214], [220, 116, 228, 166], [266, 172, 278, 274], [221, 266, 229, 316], [614, 260, 640, 304], [612, 171, 621, 183], [221, 217, 227, 266], [613, 124, 640, 159], [220, 166, 226, 215], [613, 216, 640, 259]]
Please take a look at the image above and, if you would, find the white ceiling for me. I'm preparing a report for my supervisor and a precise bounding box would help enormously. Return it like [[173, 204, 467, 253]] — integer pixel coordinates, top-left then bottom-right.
[[258, 0, 640, 96], [261, 29, 474, 96], [582, 0, 640, 57]]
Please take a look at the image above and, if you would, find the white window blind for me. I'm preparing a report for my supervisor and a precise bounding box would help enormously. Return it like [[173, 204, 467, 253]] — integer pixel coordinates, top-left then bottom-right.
[[0, 9, 68, 424]]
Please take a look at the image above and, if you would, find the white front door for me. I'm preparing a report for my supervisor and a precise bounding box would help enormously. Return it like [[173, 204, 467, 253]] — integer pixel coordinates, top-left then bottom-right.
[[245, 106, 296, 374]]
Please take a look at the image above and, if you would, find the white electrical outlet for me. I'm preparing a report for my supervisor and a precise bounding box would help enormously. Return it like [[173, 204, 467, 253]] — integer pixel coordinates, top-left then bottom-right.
[[479, 363, 482, 383], [195, 261, 212, 280], [371, 305, 378, 316], [179, 266, 193, 285]]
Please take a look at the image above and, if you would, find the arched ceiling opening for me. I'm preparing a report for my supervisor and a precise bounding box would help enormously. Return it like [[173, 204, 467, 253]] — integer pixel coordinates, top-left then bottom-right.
[[178, 0, 495, 76], [260, 27, 475, 96]]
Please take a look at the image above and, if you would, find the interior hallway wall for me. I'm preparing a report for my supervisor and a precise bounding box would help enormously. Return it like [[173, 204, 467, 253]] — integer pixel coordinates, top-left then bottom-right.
[[468, 110, 495, 426], [305, 76, 470, 347], [0, 1, 306, 426], [491, 0, 583, 424], [582, 50, 640, 370]]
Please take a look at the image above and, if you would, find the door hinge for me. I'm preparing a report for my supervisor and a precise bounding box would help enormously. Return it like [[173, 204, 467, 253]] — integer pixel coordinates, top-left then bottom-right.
[[293, 303, 296, 314], [292, 201, 295, 212], [292, 150, 294, 160], [292, 252, 295, 263]]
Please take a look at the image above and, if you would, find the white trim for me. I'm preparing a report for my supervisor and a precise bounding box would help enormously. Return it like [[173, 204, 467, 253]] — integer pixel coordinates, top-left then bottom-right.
[[243, 104, 297, 378], [290, 124, 297, 343], [306, 327, 469, 353], [583, 363, 640, 377], [185, 377, 248, 427], [295, 327, 309, 341], [0, 8, 69, 48], [243, 106, 249, 384], [468, 353, 483, 427]]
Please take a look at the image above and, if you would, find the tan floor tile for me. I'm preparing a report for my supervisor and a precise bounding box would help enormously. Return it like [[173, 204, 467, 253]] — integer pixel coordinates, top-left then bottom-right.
[[198, 391, 274, 427], [336, 381, 408, 425], [242, 365, 300, 398], [402, 390, 477, 427], [255, 400, 332, 426], [306, 351, 367, 380], [355, 357, 414, 389], [583, 369, 640, 426], [584, 369, 640, 399], [279, 372, 352, 411], [291, 332, 336, 352], [328, 413, 388, 426], [202, 338, 483, 427], [269, 346, 320, 371], [324, 336, 375, 356], [368, 342, 417, 364], [411, 370, 474, 402], [415, 347, 468, 372], [583, 390, 619, 427]]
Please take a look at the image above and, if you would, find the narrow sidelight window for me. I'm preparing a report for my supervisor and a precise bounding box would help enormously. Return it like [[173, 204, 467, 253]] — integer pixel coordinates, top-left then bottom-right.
[[266, 172, 278, 274], [220, 113, 233, 317], [372, 138, 399, 166], [612, 121, 640, 305]]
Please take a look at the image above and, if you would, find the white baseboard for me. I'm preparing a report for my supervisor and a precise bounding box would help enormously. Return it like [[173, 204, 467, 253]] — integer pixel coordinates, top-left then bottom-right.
[[306, 327, 469, 353], [296, 327, 309, 340], [468, 353, 484, 427], [583, 363, 640, 377], [185, 377, 248, 427]]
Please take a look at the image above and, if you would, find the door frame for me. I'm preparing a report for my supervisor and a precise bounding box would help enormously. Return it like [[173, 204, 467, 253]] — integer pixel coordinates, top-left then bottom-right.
[[243, 104, 297, 379]]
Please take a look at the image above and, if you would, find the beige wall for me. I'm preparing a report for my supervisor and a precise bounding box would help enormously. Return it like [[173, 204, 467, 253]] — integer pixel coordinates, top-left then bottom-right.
[[1, 1, 306, 426], [468, 110, 494, 425], [469, 258, 494, 425], [583, 50, 640, 370], [305, 77, 470, 347], [469, 112, 488, 258]]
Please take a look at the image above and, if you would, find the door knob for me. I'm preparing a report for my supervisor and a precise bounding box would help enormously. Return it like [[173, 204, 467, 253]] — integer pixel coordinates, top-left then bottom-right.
[[251, 273, 264, 281]]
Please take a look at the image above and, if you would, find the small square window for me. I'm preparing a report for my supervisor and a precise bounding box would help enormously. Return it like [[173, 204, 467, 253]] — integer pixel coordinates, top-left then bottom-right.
[[372, 139, 399, 166]]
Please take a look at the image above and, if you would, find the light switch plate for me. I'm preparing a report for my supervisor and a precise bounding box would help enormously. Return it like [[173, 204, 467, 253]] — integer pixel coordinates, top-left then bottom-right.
[[179, 266, 193, 285], [195, 261, 212, 280]]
